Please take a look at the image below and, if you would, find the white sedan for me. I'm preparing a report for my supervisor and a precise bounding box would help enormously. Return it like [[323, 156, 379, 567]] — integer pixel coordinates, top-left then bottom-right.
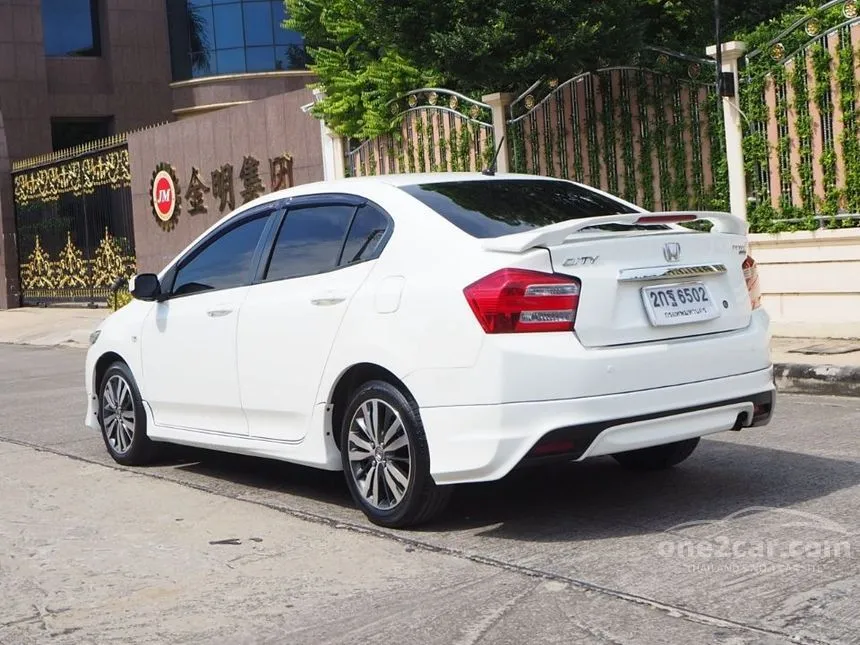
[[85, 173, 774, 528]]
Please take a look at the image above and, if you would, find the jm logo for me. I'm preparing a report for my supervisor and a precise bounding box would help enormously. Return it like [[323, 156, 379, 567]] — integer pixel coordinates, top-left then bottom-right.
[[157, 189, 172, 203], [663, 242, 681, 263]]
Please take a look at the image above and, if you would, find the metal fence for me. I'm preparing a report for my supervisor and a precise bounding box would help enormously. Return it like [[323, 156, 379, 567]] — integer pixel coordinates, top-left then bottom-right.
[[505, 52, 722, 212], [12, 137, 137, 306], [343, 50, 726, 215], [346, 89, 496, 177], [743, 0, 860, 224]]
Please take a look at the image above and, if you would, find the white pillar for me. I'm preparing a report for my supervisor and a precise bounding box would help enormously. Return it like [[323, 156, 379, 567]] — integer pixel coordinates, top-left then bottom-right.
[[320, 122, 346, 181], [481, 92, 514, 173], [706, 41, 748, 220], [311, 89, 347, 181]]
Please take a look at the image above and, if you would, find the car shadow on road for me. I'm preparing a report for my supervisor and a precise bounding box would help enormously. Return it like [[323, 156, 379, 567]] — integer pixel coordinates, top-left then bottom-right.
[[427, 438, 860, 541], [162, 445, 353, 507], [157, 437, 860, 542]]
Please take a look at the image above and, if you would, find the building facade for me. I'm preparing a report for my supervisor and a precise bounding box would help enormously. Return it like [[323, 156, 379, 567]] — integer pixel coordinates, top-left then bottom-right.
[[0, 0, 310, 159], [1, 0, 175, 161], [0, 0, 313, 308]]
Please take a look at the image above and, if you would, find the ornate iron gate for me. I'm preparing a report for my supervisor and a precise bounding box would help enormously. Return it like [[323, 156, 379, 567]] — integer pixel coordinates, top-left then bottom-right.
[[342, 50, 727, 216], [346, 89, 496, 177], [11, 137, 137, 306], [505, 50, 725, 212]]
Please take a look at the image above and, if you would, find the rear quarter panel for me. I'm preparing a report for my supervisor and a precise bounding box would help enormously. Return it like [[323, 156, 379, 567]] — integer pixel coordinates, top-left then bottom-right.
[[315, 185, 508, 407]]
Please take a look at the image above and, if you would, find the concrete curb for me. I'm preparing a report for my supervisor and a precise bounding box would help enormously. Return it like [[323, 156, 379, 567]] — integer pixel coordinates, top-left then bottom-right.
[[0, 339, 88, 350], [774, 362, 860, 397]]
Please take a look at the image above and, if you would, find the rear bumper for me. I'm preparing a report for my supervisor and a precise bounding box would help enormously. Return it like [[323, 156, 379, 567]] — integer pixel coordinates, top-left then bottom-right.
[[421, 366, 775, 485], [404, 309, 772, 407]]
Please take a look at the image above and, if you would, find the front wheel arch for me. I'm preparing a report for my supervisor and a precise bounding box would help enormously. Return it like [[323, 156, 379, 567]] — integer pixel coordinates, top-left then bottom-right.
[[97, 360, 158, 465], [94, 351, 128, 403]]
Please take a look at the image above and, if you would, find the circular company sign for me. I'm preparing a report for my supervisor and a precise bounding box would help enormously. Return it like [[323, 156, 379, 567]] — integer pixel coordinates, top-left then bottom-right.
[[149, 163, 181, 231], [152, 171, 176, 221]]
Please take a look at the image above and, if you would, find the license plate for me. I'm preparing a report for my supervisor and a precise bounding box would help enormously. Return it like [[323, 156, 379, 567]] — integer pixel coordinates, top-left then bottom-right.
[[641, 282, 719, 326]]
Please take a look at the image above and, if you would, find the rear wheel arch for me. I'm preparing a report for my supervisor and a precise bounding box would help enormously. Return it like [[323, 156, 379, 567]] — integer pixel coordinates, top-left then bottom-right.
[[328, 362, 414, 450], [339, 378, 451, 528]]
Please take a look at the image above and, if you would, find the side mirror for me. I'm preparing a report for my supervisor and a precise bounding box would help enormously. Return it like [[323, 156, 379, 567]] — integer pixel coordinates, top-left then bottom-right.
[[129, 273, 162, 301]]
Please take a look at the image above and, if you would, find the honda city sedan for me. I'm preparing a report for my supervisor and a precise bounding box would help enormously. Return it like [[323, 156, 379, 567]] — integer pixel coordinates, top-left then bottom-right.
[[85, 173, 775, 528]]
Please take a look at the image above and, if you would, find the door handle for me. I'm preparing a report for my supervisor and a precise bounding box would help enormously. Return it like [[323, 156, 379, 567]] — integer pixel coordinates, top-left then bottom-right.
[[206, 309, 233, 318], [310, 295, 346, 306]]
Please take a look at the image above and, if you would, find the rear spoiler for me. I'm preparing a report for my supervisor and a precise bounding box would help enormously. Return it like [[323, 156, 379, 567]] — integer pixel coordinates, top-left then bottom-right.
[[481, 211, 748, 253]]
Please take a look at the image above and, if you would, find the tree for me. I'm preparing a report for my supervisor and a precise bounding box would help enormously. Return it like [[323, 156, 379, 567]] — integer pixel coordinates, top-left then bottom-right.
[[370, 0, 811, 90], [286, 0, 807, 139], [361, 0, 646, 93], [636, 0, 808, 52], [285, 0, 440, 139], [719, 0, 811, 39]]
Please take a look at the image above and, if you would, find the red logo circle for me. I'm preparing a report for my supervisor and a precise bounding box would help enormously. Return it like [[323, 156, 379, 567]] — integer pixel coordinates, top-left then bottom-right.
[[155, 176, 173, 215], [151, 170, 177, 223]]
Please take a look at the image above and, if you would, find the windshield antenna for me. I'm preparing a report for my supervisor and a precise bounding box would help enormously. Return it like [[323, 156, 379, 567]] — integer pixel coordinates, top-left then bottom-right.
[[481, 136, 506, 176]]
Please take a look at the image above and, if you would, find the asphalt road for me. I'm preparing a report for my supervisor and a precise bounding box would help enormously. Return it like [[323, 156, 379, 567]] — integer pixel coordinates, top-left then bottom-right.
[[1, 344, 859, 644]]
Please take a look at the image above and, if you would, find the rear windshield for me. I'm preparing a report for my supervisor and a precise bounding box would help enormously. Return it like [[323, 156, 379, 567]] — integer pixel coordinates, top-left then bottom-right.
[[399, 179, 637, 238]]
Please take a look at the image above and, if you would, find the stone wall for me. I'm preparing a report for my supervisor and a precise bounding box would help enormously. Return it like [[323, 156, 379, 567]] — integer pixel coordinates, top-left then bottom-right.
[[751, 229, 860, 338], [128, 88, 324, 273]]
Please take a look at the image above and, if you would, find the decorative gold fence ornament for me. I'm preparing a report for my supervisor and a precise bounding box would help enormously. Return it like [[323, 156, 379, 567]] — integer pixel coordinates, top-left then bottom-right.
[[13, 149, 131, 206], [18, 230, 136, 298]]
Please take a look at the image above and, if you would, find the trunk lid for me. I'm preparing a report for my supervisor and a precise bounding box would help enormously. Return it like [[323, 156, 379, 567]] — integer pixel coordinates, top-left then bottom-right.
[[482, 212, 752, 348]]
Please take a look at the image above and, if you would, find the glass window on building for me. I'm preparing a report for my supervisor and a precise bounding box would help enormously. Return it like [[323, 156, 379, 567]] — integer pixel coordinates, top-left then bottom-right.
[[166, 0, 308, 81], [42, 0, 101, 57], [51, 117, 113, 152]]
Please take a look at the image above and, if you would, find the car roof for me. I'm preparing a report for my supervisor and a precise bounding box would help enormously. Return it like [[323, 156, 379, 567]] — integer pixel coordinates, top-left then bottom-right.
[[165, 172, 638, 276], [350, 172, 563, 187], [242, 172, 566, 209]]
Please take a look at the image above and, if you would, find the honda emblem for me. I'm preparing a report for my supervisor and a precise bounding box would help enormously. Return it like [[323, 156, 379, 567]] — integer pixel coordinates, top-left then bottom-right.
[[663, 242, 681, 263]]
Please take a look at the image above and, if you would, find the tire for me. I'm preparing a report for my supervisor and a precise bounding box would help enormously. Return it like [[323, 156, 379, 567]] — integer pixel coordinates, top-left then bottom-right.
[[98, 361, 157, 466], [612, 438, 700, 471], [340, 380, 451, 528]]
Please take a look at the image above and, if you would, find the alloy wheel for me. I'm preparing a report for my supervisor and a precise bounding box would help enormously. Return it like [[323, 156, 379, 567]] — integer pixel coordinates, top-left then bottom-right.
[[347, 398, 412, 510], [102, 374, 136, 455]]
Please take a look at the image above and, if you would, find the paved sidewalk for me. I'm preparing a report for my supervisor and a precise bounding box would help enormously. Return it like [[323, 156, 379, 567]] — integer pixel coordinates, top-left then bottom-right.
[[772, 336, 860, 367], [2, 306, 860, 396], [771, 336, 860, 397], [0, 306, 109, 349]]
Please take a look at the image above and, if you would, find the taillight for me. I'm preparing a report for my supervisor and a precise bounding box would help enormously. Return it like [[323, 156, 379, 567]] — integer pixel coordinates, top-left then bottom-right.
[[742, 255, 761, 310], [463, 268, 580, 333]]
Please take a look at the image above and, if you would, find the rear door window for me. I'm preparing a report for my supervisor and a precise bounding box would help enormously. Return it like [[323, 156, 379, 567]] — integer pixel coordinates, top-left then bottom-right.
[[399, 179, 636, 238], [264, 204, 356, 281], [339, 204, 389, 266]]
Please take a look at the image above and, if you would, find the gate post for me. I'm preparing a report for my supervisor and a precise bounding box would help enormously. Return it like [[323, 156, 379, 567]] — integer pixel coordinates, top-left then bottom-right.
[[482, 93, 514, 173], [308, 89, 346, 181], [706, 41, 748, 220], [0, 113, 20, 309], [0, 172, 18, 310], [321, 128, 346, 181]]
